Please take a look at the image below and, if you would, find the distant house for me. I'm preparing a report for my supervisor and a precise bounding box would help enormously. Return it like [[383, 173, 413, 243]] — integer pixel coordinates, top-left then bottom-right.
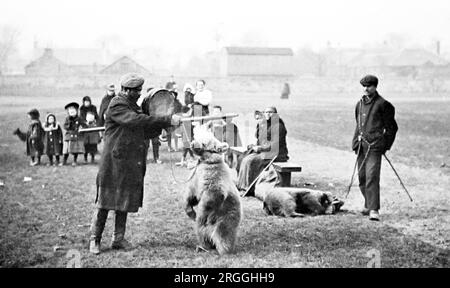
[[30, 47, 109, 74], [25, 48, 74, 75], [220, 47, 294, 77], [387, 49, 450, 78], [51, 48, 108, 74], [388, 49, 448, 67], [100, 56, 150, 75]]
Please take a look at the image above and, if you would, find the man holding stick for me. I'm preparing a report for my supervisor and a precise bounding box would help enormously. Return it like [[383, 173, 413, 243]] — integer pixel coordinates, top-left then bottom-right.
[[89, 73, 181, 254], [352, 75, 398, 221]]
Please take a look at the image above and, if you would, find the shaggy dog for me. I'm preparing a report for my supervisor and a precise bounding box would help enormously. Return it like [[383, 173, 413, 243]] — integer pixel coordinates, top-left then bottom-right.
[[255, 165, 344, 217], [184, 126, 242, 255]]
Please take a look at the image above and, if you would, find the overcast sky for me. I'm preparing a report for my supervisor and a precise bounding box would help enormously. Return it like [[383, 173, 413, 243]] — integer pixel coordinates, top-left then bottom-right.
[[3, 0, 450, 56]]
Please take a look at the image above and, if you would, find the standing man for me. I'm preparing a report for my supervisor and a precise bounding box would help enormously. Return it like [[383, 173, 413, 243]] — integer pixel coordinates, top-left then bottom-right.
[[352, 75, 398, 221], [89, 73, 181, 254], [98, 84, 116, 127]]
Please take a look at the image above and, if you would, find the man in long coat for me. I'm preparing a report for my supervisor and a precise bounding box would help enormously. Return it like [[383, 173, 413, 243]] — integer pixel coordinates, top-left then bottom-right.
[[89, 73, 181, 254], [352, 75, 398, 221]]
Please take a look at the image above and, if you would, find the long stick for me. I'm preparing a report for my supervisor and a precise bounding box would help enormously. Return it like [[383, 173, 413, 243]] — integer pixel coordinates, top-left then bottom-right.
[[241, 155, 278, 197], [79, 127, 105, 133], [383, 154, 414, 202], [181, 113, 239, 123], [345, 156, 359, 199], [78, 113, 240, 132]]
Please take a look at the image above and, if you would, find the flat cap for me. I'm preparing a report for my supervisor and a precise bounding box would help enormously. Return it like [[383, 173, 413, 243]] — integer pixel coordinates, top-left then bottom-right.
[[107, 83, 115, 90], [64, 102, 79, 110], [360, 75, 379, 87], [120, 73, 145, 88]]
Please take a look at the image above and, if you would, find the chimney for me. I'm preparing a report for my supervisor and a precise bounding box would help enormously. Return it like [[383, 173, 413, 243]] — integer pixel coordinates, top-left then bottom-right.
[[436, 40, 441, 55]]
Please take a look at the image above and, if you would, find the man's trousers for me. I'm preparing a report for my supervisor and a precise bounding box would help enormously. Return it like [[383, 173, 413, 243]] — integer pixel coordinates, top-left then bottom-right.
[[357, 143, 382, 211]]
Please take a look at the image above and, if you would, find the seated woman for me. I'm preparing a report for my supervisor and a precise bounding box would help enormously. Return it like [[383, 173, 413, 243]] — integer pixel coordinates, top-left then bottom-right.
[[237, 106, 289, 196]]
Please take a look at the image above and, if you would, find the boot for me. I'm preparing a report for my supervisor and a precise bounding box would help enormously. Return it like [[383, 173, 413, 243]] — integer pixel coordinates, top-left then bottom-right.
[[111, 211, 132, 250], [89, 237, 101, 255], [89, 208, 108, 254], [111, 237, 133, 250], [369, 210, 380, 221]]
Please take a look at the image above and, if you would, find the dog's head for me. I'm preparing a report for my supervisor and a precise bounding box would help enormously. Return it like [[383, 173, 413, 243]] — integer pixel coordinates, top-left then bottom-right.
[[190, 125, 229, 157]]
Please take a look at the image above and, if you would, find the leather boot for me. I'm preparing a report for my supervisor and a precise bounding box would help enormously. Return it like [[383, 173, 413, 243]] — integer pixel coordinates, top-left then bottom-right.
[[89, 208, 108, 254], [111, 211, 132, 250]]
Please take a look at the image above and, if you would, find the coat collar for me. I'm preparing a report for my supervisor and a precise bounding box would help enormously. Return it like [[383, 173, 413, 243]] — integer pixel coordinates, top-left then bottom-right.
[[118, 92, 142, 112], [362, 92, 379, 105]]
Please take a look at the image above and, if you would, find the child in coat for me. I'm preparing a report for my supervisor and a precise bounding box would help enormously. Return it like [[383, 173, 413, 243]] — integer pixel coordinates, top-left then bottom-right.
[[13, 108, 45, 166], [43, 113, 63, 166], [62, 102, 86, 166], [83, 111, 101, 163]]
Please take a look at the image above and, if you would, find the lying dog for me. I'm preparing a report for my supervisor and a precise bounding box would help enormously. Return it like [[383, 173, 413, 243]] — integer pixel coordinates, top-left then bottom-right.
[[184, 126, 242, 255], [255, 165, 344, 217]]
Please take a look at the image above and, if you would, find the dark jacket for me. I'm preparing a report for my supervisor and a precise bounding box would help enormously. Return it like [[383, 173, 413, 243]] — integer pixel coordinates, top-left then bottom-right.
[[256, 114, 289, 162], [63, 115, 86, 142], [98, 94, 115, 126], [26, 120, 45, 156], [95, 92, 172, 212], [83, 121, 101, 145], [352, 93, 398, 153], [43, 123, 63, 155], [80, 105, 99, 122], [184, 91, 195, 106]]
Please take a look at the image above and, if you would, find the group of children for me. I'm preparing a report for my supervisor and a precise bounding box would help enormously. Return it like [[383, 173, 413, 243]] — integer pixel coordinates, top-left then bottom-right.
[[14, 97, 101, 166], [15, 79, 241, 169]]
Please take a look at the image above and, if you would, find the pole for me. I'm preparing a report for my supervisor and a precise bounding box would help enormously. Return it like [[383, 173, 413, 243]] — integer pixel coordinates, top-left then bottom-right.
[[383, 154, 414, 202], [181, 113, 239, 123], [241, 155, 278, 197]]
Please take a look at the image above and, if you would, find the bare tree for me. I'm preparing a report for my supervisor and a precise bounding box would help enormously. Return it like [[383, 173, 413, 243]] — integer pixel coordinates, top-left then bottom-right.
[[0, 25, 20, 74]]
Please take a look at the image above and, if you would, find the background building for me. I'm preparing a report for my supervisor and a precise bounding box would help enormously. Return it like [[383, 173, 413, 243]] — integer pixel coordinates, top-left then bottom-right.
[[220, 47, 294, 77]]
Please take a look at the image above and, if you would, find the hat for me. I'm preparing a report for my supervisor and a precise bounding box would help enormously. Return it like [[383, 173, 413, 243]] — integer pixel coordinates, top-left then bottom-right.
[[65, 102, 79, 110], [46, 113, 56, 122], [82, 95, 92, 103], [27, 108, 40, 119], [183, 83, 194, 93], [107, 83, 115, 91], [120, 73, 145, 88], [264, 106, 278, 113], [360, 75, 379, 87]]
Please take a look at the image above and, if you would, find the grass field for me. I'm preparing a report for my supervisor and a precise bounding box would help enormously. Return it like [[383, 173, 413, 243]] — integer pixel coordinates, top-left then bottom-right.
[[0, 90, 449, 267]]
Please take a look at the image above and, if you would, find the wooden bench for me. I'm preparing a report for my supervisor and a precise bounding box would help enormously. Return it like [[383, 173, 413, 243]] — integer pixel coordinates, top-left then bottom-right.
[[229, 147, 302, 187], [272, 162, 302, 187]]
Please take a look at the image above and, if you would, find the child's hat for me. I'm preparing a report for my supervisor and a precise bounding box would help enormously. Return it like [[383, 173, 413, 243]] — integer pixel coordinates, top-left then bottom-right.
[[46, 113, 56, 121], [64, 102, 79, 110], [27, 108, 40, 119]]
